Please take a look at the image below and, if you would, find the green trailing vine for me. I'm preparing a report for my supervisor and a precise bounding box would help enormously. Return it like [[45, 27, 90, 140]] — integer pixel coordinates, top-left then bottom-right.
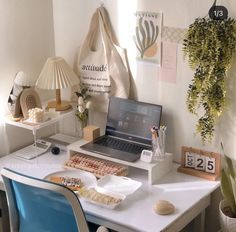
[[183, 17, 236, 143]]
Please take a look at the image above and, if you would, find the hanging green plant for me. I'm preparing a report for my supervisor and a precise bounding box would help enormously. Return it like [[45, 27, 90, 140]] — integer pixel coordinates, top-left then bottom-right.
[[183, 17, 236, 143]]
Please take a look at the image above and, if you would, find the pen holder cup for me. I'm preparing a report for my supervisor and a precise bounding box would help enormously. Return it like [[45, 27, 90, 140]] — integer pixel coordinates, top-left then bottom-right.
[[152, 139, 165, 162]]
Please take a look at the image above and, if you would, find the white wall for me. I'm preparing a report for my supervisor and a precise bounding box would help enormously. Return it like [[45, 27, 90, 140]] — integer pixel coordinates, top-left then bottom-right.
[[52, 0, 236, 161], [0, 0, 55, 154]]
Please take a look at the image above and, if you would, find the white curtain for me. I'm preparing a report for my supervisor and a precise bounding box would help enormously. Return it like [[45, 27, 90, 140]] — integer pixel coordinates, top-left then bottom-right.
[[0, 97, 9, 156], [0, 124, 9, 156]]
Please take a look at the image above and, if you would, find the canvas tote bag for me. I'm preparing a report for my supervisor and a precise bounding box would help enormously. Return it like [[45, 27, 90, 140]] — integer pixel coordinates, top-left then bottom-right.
[[76, 7, 130, 112]]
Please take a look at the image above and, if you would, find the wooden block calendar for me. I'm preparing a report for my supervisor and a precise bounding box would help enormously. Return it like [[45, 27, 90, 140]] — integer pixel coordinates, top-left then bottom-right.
[[177, 146, 221, 181]]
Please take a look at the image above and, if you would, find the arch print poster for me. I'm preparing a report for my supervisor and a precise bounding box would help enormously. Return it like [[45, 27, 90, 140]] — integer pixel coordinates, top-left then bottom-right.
[[134, 11, 162, 65]]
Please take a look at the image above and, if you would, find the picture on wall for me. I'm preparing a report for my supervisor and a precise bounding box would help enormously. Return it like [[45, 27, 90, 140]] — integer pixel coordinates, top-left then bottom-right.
[[134, 11, 162, 65]]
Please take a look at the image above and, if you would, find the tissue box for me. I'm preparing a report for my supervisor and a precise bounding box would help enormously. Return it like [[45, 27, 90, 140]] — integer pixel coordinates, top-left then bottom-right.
[[83, 125, 100, 141]]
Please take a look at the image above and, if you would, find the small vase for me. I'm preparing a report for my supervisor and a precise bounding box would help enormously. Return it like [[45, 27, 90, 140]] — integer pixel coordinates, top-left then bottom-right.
[[219, 200, 236, 232], [78, 120, 87, 138]]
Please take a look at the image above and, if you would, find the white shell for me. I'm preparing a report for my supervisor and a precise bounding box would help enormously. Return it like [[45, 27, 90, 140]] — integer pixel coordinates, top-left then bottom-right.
[[154, 200, 175, 215]]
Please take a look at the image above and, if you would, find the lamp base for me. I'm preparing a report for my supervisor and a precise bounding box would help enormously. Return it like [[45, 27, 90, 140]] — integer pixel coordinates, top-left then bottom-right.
[[47, 100, 72, 111]]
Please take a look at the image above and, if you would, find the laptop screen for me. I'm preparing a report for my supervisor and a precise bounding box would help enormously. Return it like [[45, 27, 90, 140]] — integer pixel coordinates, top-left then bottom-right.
[[106, 97, 162, 145]]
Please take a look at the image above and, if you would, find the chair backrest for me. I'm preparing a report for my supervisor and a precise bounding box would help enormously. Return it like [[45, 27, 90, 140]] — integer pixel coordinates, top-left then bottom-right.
[[1, 168, 89, 232]]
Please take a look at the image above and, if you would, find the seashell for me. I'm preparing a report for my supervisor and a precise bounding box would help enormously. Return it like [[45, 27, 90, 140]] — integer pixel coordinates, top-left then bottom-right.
[[154, 200, 175, 215]]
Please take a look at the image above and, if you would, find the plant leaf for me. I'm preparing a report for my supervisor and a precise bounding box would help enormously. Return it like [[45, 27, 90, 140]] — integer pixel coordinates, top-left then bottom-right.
[[138, 17, 146, 52], [144, 20, 150, 48], [135, 27, 142, 54], [221, 169, 236, 216], [221, 142, 236, 179], [225, 155, 236, 179]]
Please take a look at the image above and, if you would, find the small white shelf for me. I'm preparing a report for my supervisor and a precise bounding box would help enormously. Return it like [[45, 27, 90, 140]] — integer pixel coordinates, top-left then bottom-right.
[[67, 139, 173, 184], [5, 109, 76, 132]]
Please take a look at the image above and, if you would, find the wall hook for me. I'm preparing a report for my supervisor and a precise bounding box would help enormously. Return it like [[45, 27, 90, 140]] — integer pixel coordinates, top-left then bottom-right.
[[100, 0, 104, 7]]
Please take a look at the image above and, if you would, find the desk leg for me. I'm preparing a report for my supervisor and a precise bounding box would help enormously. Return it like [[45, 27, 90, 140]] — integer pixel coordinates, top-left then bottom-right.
[[193, 210, 205, 232]]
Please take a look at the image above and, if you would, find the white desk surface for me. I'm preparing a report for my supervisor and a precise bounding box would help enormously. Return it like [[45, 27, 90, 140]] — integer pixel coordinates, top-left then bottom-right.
[[0, 151, 219, 232]]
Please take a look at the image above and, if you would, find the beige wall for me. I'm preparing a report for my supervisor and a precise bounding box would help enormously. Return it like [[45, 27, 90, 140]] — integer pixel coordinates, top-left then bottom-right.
[[2, 1, 236, 159], [52, 0, 236, 161], [0, 0, 55, 154], [2, 1, 235, 157]]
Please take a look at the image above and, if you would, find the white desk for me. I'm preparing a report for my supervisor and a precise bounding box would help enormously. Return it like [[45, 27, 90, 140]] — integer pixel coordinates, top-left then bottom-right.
[[0, 151, 219, 232]]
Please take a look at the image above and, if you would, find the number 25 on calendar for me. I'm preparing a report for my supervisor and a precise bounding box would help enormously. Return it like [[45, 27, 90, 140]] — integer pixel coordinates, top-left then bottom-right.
[[185, 152, 216, 174]]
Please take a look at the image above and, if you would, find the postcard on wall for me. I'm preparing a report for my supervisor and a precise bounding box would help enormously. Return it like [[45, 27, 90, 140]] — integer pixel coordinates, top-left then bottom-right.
[[159, 42, 177, 83], [134, 11, 162, 65]]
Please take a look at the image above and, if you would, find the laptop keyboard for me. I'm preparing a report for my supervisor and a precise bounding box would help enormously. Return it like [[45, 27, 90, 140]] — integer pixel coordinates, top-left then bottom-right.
[[95, 137, 148, 154]]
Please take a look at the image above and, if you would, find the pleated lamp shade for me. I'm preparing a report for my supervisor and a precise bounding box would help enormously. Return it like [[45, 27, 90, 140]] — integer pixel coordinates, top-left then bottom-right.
[[36, 57, 79, 111]]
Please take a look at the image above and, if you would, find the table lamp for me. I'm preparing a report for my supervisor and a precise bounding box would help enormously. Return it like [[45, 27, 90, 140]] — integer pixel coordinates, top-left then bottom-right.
[[36, 57, 79, 111]]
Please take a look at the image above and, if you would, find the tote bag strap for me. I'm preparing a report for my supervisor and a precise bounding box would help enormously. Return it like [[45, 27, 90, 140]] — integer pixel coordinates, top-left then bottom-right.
[[81, 8, 113, 53], [82, 9, 100, 49], [97, 7, 119, 46], [98, 8, 131, 72], [84, 6, 120, 50]]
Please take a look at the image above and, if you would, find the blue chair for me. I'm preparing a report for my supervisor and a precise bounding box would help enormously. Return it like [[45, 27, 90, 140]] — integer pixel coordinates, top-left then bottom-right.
[[1, 168, 107, 232]]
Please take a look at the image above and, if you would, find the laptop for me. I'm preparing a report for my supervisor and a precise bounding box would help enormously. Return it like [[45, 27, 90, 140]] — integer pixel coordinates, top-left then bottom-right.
[[80, 97, 162, 162]]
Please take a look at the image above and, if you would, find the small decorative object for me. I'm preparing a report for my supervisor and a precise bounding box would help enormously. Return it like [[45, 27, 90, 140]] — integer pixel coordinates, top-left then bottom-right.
[[177, 146, 221, 181], [134, 11, 162, 64], [8, 71, 34, 119], [154, 200, 175, 215], [220, 143, 236, 231], [20, 88, 42, 119], [14, 71, 35, 87], [83, 125, 100, 141], [140, 150, 153, 163], [75, 86, 91, 130], [28, 108, 44, 123], [183, 9, 236, 142], [51, 146, 60, 155], [151, 126, 166, 161], [36, 57, 79, 111]]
